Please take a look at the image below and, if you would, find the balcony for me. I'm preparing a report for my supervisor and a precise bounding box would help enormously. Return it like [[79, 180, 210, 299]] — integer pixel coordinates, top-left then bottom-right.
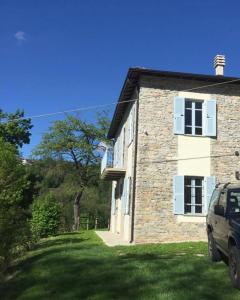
[[101, 148, 126, 180]]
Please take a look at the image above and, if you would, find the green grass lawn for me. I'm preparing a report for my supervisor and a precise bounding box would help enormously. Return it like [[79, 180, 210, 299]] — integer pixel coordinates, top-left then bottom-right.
[[0, 231, 239, 300]]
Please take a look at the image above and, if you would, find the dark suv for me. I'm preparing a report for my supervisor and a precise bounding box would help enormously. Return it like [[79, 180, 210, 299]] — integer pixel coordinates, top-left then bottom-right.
[[207, 183, 240, 288]]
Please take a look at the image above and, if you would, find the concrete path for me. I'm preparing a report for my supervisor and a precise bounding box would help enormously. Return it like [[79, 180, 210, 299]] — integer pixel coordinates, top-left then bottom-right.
[[95, 230, 133, 247]]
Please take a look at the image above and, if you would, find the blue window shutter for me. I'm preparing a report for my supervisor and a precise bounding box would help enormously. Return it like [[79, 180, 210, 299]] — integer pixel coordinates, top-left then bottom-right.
[[132, 105, 135, 140], [114, 140, 118, 167], [173, 176, 184, 214], [173, 97, 185, 134], [124, 177, 129, 214], [119, 133, 123, 167], [204, 99, 217, 137], [111, 185, 116, 215], [204, 176, 216, 214], [129, 110, 133, 144], [121, 177, 126, 210]]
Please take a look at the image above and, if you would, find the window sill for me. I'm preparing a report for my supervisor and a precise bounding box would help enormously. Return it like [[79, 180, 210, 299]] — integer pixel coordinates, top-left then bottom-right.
[[176, 215, 206, 223], [175, 133, 209, 138]]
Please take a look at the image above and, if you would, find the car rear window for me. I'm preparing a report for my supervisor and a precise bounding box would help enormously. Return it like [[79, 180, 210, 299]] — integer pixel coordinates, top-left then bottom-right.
[[228, 189, 240, 214]]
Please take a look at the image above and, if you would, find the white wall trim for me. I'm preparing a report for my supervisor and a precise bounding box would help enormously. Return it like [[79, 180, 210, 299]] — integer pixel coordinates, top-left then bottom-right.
[[178, 91, 211, 100], [176, 215, 206, 223]]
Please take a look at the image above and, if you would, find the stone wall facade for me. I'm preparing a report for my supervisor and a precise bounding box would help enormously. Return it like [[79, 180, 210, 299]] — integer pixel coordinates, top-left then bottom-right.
[[133, 75, 240, 244]]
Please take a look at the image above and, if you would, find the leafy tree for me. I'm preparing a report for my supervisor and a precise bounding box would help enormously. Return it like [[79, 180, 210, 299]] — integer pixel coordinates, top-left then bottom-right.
[[0, 109, 33, 148], [0, 109, 33, 271], [31, 193, 62, 238], [33, 113, 109, 230], [26, 158, 111, 231], [26, 159, 74, 231], [0, 139, 32, 270]]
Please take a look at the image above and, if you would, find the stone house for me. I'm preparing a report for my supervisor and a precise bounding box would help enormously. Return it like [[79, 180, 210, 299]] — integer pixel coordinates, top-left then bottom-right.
[[101, 55, 240, 244]]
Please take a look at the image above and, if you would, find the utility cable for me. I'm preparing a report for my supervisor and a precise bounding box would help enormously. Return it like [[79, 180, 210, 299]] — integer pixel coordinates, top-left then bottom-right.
[[1, 76, 240, 123]]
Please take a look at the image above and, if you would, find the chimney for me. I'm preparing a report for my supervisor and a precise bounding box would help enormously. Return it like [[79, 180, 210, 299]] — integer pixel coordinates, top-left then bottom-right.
[[214, 54, 225, 76]]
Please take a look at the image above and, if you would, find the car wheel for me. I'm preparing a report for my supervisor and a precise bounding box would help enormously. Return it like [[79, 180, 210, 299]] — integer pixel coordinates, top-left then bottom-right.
[[208, 231, 221, 262], [229, 246, 240, 289]]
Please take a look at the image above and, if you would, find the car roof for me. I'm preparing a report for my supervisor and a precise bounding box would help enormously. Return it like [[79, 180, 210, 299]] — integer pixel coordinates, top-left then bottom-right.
[[216, 184, 240, 191], [227, 185, 240, 190]]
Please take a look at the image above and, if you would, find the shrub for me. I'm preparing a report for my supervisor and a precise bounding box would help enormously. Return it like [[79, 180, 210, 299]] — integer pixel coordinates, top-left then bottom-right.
[[31, 193, 61, 238]]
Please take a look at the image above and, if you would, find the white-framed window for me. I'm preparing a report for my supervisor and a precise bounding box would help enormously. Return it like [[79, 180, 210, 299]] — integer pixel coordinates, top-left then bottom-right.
[[184, 176, 204, 214], [173, 175, 216, 215], [185, 99, 203, 135], [174, 97, 216, 137]]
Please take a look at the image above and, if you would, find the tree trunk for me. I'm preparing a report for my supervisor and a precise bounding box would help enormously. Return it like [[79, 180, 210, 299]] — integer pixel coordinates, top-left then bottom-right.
[[73, 191, 83, 231]]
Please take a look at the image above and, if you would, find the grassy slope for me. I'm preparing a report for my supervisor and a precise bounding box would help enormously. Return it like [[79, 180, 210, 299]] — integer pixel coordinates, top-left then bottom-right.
[[0, 231, 239, 300]]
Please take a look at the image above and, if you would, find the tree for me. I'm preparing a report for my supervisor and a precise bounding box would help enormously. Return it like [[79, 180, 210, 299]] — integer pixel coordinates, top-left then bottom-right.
[[0, 109, 33, 271], [26, 159, 75, 231], [0, 139, 32, 270], [33, 113, 109, 230], [26, 158, 111, 231], [0, 109, 32, 148]]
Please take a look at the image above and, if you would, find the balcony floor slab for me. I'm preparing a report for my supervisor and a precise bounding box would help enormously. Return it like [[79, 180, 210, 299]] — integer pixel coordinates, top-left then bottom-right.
[[101, 168, 126, 180]]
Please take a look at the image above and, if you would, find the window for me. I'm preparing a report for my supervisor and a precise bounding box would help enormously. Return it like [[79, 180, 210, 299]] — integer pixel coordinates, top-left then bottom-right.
[[209, 189, 220, 212], [173, 97, 216, 137], [228, 189, 240, 214], [218, 191, 227, 208], [184, 176, 204, 214], [185, 99, 203, 135], [174, 175, 215, 215]]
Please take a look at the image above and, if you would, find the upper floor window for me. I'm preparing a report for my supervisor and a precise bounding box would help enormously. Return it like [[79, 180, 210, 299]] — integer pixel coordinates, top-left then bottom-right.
[[185, 99, 203, 135], [174, 97, 216, 137]]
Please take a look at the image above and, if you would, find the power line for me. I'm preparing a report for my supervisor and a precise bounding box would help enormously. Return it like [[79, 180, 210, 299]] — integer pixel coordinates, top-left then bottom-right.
[[138, 153, 237, 164], [0, 99, 138, 123], [1, 75, 240, 123], [182, 77, 240, 92]]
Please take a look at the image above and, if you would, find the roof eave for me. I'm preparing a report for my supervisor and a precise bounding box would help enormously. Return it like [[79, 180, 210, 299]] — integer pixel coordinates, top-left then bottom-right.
[[107, 68, 240, 139]]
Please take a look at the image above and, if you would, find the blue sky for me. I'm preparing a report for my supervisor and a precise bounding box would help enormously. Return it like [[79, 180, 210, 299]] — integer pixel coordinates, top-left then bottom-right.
[[0, 0, 240, 157]]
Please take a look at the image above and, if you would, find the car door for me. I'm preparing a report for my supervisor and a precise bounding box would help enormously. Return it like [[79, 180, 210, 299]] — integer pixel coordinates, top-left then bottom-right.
[[208, 189, 220, 239], [214, 190, 229, 251]]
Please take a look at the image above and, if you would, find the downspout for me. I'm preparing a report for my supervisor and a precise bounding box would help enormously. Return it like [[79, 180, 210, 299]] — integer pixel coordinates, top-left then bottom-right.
[[130, 84, 140, 243]]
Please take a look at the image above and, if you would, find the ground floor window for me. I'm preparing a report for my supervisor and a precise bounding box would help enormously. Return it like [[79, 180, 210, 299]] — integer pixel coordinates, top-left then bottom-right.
[[184, 176, 204, 214]]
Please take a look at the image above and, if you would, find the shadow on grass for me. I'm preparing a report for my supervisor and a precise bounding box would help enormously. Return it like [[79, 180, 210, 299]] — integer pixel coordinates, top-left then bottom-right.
[[1, 233, 239, 300], [56, 231, 85, 236], [35, 237, 89, 250]]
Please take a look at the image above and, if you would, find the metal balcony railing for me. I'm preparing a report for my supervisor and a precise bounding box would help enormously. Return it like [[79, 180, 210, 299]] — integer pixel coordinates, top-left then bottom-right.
[[100, 147, 125, 180], [101, 148, 113, 174]]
